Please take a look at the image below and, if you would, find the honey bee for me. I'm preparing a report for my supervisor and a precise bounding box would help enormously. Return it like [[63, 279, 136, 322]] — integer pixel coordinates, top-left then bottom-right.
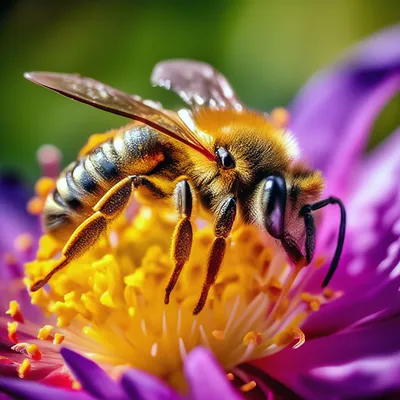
[[25, 60, 346, 314]]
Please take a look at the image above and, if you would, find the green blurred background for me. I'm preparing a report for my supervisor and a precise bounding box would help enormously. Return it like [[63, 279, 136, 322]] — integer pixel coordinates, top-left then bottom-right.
[[0, 0, 399, 182]]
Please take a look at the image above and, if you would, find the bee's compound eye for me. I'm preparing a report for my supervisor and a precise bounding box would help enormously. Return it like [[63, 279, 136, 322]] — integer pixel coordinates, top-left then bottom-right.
[[262, 175, 287, 239], [216, 147, 235, 169]]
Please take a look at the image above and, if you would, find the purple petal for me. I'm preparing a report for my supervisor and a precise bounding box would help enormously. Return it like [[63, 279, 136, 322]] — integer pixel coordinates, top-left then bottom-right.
[[255, 315, 400, 400], [121, 369, 179, 400], [0, 174, 40, 292], [60, 348, 126, 400], [0, 377, 94, 400], [0, 174, 39, 258], [304, 192, 400, 336], [290, 25, 400, 197], [305, 127, 400, 293], [184, 347, 242, 400], [342, 127, 400, 279]]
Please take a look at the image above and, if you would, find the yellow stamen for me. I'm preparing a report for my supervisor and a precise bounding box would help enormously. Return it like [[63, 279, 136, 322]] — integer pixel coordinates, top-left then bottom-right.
[[273, 327, 305, 349], [34, 177, 56, 198], [226, 373, 234, 381], [27, 197, 44, 215], [6, 301, 24, 323], [27, 344, 42, 360], [17, 359, 31, 379], [72, 381, 82, 390], [240, 380, 257, 392], [25, 207, 335, 389], [212, 330, 225, 340], [270, 107, 290, 129], [292, 327, 306, 349], [7, 322, 18, 344], [301, 292, 321, 312], [37, 325, 54, 340], [243, 331, 263, 346], [53, 333, 65, 345]]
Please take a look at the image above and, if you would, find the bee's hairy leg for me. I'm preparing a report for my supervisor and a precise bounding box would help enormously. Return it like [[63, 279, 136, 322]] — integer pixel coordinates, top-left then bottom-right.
[[193, 197, 236, 315], [165, 179, 194, 305], [31, 175, 168, 292]]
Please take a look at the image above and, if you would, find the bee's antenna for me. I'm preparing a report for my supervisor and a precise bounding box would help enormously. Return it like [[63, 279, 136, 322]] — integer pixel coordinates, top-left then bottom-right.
[[300, 197, 346, 287]]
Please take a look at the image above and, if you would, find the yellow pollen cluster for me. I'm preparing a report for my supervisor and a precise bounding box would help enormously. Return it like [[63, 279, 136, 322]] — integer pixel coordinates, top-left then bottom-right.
[[24, 206, 333, 389]]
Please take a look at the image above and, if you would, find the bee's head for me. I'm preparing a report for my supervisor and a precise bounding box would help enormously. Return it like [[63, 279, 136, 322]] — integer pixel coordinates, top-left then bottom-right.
[[253, 166, 324, 240]]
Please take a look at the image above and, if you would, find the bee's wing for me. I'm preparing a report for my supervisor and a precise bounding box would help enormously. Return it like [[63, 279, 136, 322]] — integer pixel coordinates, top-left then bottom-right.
[[151, 60, 243, 111], [24, 72, 215, 160]]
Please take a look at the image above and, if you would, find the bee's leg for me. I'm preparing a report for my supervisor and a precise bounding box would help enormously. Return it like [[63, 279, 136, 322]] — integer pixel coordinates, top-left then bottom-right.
[[164, 180, 194, 304], [31, 175, 168, 292], [193, 197, 236, 315], [300, 197, 346, 287], [282, 196, 346, 287]]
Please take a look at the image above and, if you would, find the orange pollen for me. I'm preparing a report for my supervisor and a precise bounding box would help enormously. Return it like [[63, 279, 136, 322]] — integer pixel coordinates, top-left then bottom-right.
[[314, 255, 326, 268], [27, 197, 44, 215], [53, 333, 65, 345], [7, 322, 18, 344], [72, 381, 82, 390], [17, 359, 31, 379], [270, 107, 290, 129], [240, 380, 257, 393], [35, 177, 56, 198], [323, 287, 335, 299], [37, 325, 54, 341], [14, 234, 34, 253], [212, 330, 225, 340], [6, 301, 24, 323], [301, 292, 321, 311], [226, 373, 235, 381], [243, 331, 263, 346]]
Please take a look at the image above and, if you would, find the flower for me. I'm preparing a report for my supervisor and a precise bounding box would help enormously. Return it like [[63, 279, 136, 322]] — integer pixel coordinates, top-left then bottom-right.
[[1, 25, 400, 399], [0, 347, 245, 400]]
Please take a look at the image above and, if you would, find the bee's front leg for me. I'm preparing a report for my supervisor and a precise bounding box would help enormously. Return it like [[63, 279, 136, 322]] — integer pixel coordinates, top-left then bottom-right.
[[193, 196, 237, 315], [165, 179, 194, 304]]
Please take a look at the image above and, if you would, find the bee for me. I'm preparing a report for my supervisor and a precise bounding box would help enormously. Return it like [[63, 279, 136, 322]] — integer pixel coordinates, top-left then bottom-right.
[[25, 60, 346, 314]]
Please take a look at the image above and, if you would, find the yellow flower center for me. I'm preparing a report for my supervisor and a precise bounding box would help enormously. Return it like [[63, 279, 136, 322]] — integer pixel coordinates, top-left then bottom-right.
[[24, 205, 336, 389]]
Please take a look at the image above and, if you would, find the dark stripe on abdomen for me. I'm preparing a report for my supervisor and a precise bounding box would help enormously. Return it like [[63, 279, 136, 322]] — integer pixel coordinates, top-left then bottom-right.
[[89, 146, 120, 181]]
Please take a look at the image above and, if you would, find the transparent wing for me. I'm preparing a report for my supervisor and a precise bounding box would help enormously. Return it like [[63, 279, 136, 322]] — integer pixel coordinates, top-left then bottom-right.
[[151, 59, 243, 111], [24, 72, 215, 160]]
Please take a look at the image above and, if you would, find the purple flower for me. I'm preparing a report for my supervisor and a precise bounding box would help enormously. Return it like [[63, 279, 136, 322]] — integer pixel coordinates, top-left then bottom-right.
[[0, 25, 400, 400], [0, 347, 245, 400]]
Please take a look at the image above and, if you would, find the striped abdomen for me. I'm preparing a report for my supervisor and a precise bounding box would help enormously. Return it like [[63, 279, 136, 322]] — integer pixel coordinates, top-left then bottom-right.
[[43, 123, 167, 241]]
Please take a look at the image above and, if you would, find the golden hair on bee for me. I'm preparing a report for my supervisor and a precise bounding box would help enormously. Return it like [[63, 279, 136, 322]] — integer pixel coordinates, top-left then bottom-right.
[[24, 59, 346, 314]]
